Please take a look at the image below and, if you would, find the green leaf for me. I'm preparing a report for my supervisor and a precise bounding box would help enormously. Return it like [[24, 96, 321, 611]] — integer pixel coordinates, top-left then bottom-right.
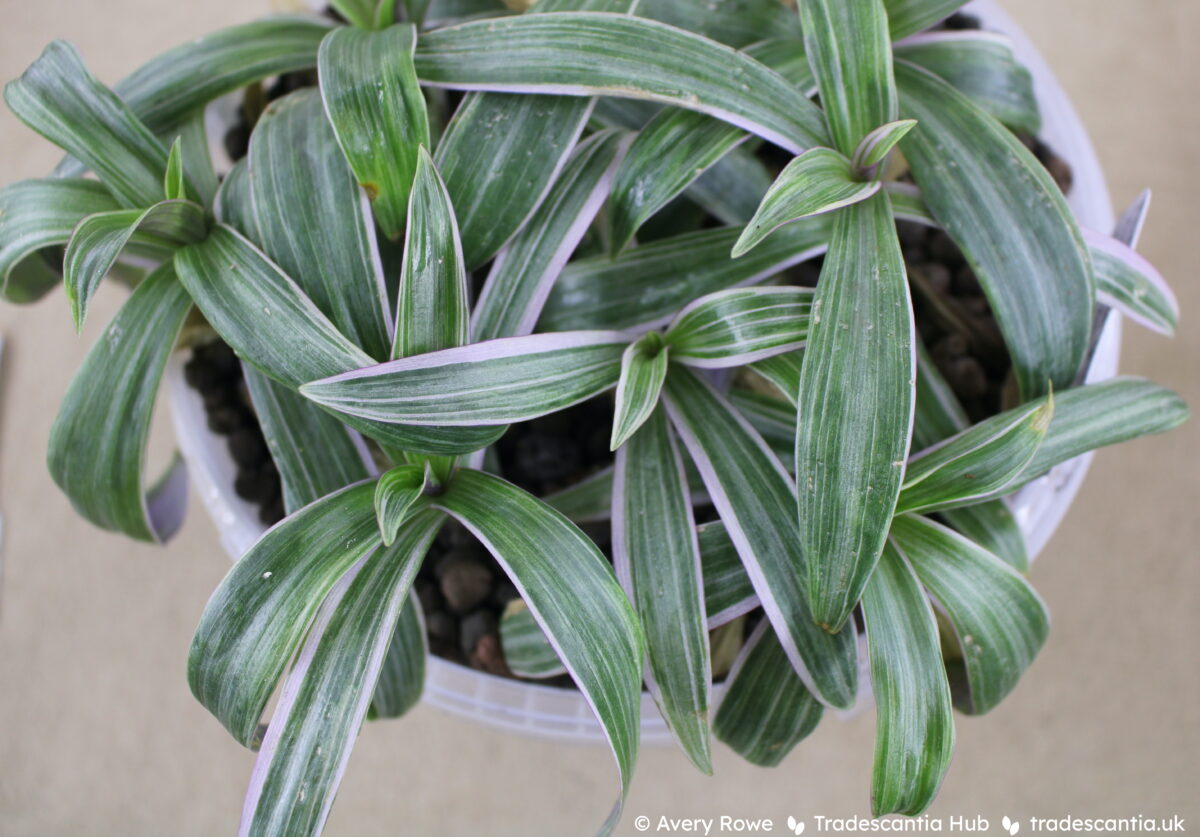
[[744, 38, 816, 94], [242, 366, 373, 515], [394, 148, 470, 358], [542, 218, 831, 332], [635, 0, 801, 48], [472, 128, 628, 341], [163, 138, 186, 202], [663, 366, 859, 709], [174, 225, 503, 455], [435, 94, 591, 269], [330, 0, 384, 28], [912, 337, 969, 451], [861, 541, 955, 817], [5, 41, 169, 207], [898, 394, 1053, 515], [890, 514, 1049, 715], [1087, 228, 1179, 336], [749, 351, 803, 406], [684, 144, 774, 226], [64, 199, 206, 331], [500, 600, 567, 679], [851, 118, 919, 177], [214, 158, 254, 237], [47, 264, 190, 542], [248, 88, 392, 361], [241, 510, 441, 837], [413, 13, 830, 153], [939, 502, 1028, 572], [188, 481, 381, 745], [174, 108, 220, 209], [374, 464, 428, 546], [0, 178, 120, 303], [372, 590, 429, 718], [895, 32, 1040, 135], [897, 59, 1094, 399], [319, 23, 430, 240], [544, 467, 620, 523], [665, 287, 813, 368], [697, 521, 757, 627], [432, 469, 643, 835], [611, 333, 669, 451], [732, 148, 877, 257], [301, 331, 629, 426], [610, 108, 747, 254], [798, 0, 897, 155], [728, 389, 796, 467], [712, 620, 824, 767], [884, 0, 969, 40], [614, 406, 711, 772], [795, 190, 915, 632]]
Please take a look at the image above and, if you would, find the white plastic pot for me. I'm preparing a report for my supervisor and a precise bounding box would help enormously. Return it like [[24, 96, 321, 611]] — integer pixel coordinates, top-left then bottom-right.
[[166, 0, 1120, 745]]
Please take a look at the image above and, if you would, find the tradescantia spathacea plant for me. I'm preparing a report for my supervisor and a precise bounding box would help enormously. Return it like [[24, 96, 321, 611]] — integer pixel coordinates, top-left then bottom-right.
[[0, 0, 1189, 832]]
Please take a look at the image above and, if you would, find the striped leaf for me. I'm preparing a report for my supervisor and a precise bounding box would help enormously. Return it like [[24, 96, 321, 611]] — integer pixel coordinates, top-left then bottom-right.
[[542, 219, 831, 333], [472, 129, 628, 341], [861, 541, 954, 817], [798, 0, 897, 155], [5, 41, 169, 208], [163, 139, 186, 202], [188, 481, 382, 746], [435, 94, 592, 269], [214, 159, 254, 236], [697, 521, 757, 628], [686, 144, 774, 226], [890, 514, 1049, 715], [0, 178, 119, 303], [413, 13, 830, 153], [500, 600, 567, 679], [240, 510, 441, 837], [393, 148, 470, 358], [610, 108, 748, 254], [544, 467, 620, 523], [611, 333, 669, 451], [749, 351, 804, 406], [897, 395, 1053, 515], [795, 191, 915, 632], [614, 406, 711, 772], [1086, 227, 1178, 336], [884, 0, 970, 40], [64, 199, 206, 330], [665, 287, 813, 368], [431, 469, 643, 836], [173, 225, 503, 454], [374, 464, 429, 546], [897, 59, 1094, 399], [895, 32, 1041, 135], [732, 148, 878, 257], [912, 338, 970, 451], [301, 331, 629, 426], [728, 389, 796, 467], [47, 264, 190, 543], [713, 620, 824, 767], [371, 588, 428, 719], [319, 23, 430, 240], [330, 0, 387, 29], [635, 0, 801, 48], [663, 366, 859, 709], [247, 88, 392, 361], [851, 118, 919, 177], [744, 38, 816, 94]]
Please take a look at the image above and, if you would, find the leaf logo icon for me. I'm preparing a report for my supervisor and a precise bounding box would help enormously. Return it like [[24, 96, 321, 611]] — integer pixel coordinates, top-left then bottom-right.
[[787, 816, 805, 835], [1002, 817, 1020, 835]]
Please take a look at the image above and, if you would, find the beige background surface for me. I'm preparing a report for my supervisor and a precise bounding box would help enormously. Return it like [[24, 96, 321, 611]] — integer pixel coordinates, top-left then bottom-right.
[[0, 1, 1196, 835]]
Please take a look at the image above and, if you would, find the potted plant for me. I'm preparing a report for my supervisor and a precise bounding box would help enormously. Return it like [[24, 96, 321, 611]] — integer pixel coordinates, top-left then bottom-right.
[[0, 0, 1187, 833]]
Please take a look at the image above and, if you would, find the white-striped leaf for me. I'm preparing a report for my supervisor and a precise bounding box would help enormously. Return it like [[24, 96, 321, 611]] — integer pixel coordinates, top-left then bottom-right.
[[614, 406, 711, 772], [164, 139, 186, 202], [890, 514, 1049, 715], [0, 178, 119, 303], [663, 366, 859, 709], [1087, 227, 1178, 336], [431, 469, 643, 837], [47, 263, 190, 543], [472, 129, 628, 341], [239, 510, 441, 837], [393, 148, 470, 358], [635, 0, 801, 48], [64, 199, 206, 330], [897, 394, 1053, 515], [301, 331, 630, 426], [372, 589, 428, 719], [861, 540, 954, 817], [413, 13, 830, 153], [895, 32, 1040, 134], [851, 118, 919, 177], [712, 620, 824, 767], [610, 108, 748, 254], [897, 59, 1094, 399], [500, 600, 567, 679], [5, 41, 170, 208], [611, 332, 669, 451], [732, 147, 878, 257], [374, 464, 429, 546], [697, 521, 758, 628], [686, 145, 774, 226], [665, 287, 813, 368], [798, 0, 897, 155], [884, 0, 969, 40], [728, 389, 796, 467], [248, 88, 392, 361], [319, 23, 430, 240], [749, 351, 804, 406], [542, 219, 831, 333], [796, 190, 915, 632]]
